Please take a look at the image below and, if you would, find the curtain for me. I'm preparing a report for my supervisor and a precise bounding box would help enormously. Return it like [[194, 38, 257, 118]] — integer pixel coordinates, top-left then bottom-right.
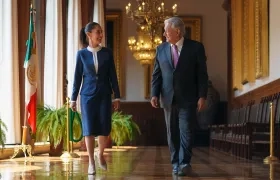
[[0, 0, 21, 144], [67, 0, 82, 111], [44, 0, 64, 108], [35, 0, 44, 103], [93, 0, 106, 46]]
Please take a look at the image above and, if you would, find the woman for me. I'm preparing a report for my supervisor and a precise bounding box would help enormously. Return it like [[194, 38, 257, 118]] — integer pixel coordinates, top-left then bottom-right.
[[70, 22, 120, 175]]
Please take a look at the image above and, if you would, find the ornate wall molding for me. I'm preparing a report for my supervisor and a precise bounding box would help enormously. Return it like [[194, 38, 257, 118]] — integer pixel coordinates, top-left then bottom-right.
[[231, 0, 269, 91]]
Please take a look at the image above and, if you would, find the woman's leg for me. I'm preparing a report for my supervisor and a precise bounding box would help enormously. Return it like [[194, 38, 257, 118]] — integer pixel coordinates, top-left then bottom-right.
[[98, 135, 108, 164], [85, 136, 95, 164], [80, 95, 97, 174], [96, 95, 111, 170]]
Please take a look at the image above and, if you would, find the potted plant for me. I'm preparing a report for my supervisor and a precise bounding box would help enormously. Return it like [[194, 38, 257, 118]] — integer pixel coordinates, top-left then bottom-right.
[[0, 116, 7, 148], [36, 104, 83, 156], [110, 111, 141, 147]]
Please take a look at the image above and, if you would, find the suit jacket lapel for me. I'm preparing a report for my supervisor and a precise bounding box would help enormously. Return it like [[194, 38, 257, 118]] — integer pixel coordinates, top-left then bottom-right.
[[175, 39, 189, 70], [85, 50, 97, 75], [164, 43, 174, 69]]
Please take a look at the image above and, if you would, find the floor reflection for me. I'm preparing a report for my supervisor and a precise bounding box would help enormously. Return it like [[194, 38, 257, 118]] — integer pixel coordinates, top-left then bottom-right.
[[0, 146, 280, 179]]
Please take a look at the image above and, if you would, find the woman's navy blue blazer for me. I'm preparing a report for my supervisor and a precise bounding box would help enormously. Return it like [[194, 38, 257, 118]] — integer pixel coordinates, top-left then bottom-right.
[[71, 47, 120, 101]]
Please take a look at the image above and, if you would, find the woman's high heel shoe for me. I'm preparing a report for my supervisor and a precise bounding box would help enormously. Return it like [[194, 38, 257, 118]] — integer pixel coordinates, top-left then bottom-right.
[[95, 151, 107, 170], [88, 161, 96, 175]]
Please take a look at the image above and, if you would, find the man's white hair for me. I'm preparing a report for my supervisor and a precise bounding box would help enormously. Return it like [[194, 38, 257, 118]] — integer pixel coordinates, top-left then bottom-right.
[[164, 17, 186, 37]]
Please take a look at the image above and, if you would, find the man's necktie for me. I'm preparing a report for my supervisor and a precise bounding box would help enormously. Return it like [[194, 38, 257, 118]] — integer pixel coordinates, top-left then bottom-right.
[[172, 45, 179, 68]]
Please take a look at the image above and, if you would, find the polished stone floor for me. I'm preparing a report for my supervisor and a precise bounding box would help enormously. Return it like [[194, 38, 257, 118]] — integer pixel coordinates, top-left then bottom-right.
[[0, 146, 280, 179]]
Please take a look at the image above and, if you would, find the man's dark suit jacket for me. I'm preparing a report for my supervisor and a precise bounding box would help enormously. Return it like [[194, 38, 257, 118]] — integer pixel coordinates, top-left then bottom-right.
[[151, 38, 208, 108]]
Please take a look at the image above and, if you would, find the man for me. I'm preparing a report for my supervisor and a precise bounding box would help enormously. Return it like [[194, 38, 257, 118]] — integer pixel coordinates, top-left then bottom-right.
[[150, 17, 208, 176]]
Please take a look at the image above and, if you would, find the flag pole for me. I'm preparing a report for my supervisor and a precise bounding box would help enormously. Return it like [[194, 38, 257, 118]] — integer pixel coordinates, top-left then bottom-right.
[[22, 1, 32, 144], [10, 1, 34, 159], [21, 109, 29, 145]]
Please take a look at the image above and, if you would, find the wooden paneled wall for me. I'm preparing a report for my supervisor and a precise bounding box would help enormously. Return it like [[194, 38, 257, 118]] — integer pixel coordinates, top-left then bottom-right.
[[119, 102, 167, 146], [79, 102, 167, 150], [232, 79, 280, 108], [114, 101, 227, 146]]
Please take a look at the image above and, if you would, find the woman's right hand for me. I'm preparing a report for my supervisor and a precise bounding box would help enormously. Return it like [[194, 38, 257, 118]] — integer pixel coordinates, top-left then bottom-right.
[[70, 101, 77, 112]]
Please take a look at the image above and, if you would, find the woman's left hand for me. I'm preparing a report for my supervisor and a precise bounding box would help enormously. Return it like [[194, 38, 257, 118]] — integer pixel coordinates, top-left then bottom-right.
[[113, 100, 120, 111]]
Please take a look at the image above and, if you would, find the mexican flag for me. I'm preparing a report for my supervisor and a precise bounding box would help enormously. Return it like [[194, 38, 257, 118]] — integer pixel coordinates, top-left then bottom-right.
[[24, 6, 37, 134]]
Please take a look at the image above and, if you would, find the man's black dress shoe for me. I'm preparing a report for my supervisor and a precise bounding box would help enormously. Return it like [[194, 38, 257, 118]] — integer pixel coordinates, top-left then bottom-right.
[[178, 164, 191, 176]]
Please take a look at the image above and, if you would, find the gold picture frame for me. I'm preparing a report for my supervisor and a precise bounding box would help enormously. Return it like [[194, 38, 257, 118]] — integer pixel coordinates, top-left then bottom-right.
[[105, 10, 125, 98], [231, 0, 269, 91], [182, 16, 202, 42], [144, 16, 202, 99]]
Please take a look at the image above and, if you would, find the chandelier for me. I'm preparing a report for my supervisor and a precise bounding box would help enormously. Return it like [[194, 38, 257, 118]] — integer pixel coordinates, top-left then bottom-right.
[[128, 26, 162, 65], [125, 0, 178, 65]]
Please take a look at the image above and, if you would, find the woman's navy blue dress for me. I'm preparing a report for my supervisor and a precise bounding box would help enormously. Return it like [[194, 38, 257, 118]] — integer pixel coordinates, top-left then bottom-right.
[[71, 46, 120, 136]]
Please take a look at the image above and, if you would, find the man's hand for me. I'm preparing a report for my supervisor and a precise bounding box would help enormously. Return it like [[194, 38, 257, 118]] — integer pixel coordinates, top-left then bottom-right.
[[113, 100, 120, 111], [150, 96, 159, 108], [197, 98, 206, 112], [70, 101, 77, 112]]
